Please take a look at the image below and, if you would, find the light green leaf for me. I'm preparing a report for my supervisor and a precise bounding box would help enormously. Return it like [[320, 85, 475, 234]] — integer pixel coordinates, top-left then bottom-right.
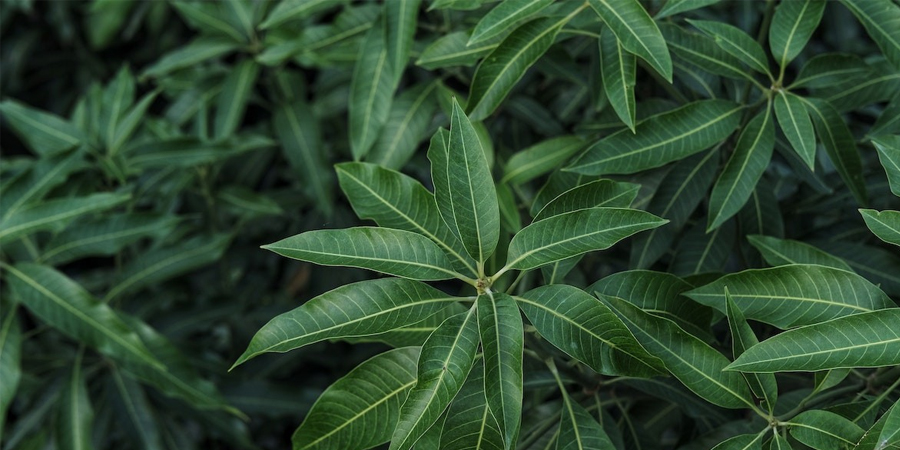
[[385, 0, 421, 86], [688, 19, 770, 76], [685, 264, 892, 329], [141, 36, 237, 78], [368, 82, 439, 170], [599, 295, 754, 409], [790, 53, 872, 90], [724, 290, 778, 410], [390, 306, 480, 450], [840, 0, 900, 72], [501, 136, 585, 186], [0, 100, 84, 155], [872, 135, 900, 196], [0, 192, 131, 245], [477, 292, 524, 449], [655, 0, 719, 19], [0, 301, 21, 442], [708, 106, 775, 231], [600, 26, 637, 131], [58, 354, 93, 450], [769, 0, 825, 68], [588, 0, 672, 81], [0, 149, 86, 220], [860, 209, 900, 247], [533, 179, 640, 222], [774, 91, 816, 169], [40, 214, 180, 265], [335, 162, 477, 276], [439, 362, 505, 450], [273, 101, 333, 216], [416, 32, 498, 69], [213, 59, 259, 140], [349, 17, 393, 160], [568, 100, 742, 175], [504, 207, 667, 271], [260, 0, 344, 29], [469, 0, 554, 45], [788, 410, 865, 450], [232, 278, 460, 367], [747, 235, 852, 271], [292, 348, 420, 450], [516, 285, 665, 377], [468, 16, 566, 120]]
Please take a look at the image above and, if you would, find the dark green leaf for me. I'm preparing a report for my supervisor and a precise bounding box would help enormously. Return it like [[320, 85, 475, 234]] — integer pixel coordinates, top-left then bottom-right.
[[477, 293, 523, 449], [769, 0, 825, 68], [469, 0, 554, 45], [860, 209, 900, 247], [840, 0, 900, 72], [501, 136, 585, 186], [532, 179, 640, 222], [588, 0, 672, 81], [688, 19, 770, 76], [746, 235, 852, 271], [773, 91, 816, 169], [872, 135, 900, 196], [788, 410, 864, 450], [600, 26, 637, 131], [0, 100, 84, 155], [273, 100, 334, 216], [214, 59, 259, 140], [349, 18, 393, 160]]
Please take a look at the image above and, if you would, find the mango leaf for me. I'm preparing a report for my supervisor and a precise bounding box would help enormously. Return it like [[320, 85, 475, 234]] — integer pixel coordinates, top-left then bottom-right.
[[655, 0, 719, 19], [788, 410, 865, 450], [856, 400, 900, 450], [469, 0, 554, 45], [477, 292, 524, 449], [58, 354, 93, 450], [349, 17, 393, 160], [335, 162, 477, 276], [342, 304, 467, 348], [724, 290, 778, 410], [0, 100, 84, 155], [385, 0, 421, 86], [107, 368, 163, 450], [291, 348, 419, 450], [774, 91, 816, 169], [556, 384, 615, 450], [532, 179, 640, 222], [870, 93, 900, 137], [708, 106, 775, 231], [769, 0, 825, 68], [567, 100, 741, 175], [416, 32, 498, 69], [110, 90, 158, 155], [0, 301, 21, 442], [0, 149, 86, 220], [661, 23, 751, 81], [772, 433, 792, 450], [390, 306, 479, 450], [599, 295, 754, 409], [0, 192, 131, 245], [504, 207, 667, 271], [710, 433, 765, 450], [728, 309, 900, 372], [438, 362, 505, 450], [213, 59, 258, 140], [671, 218, 735, 276], [600, 27, 637, 131], [790, 54, 872, 90], [368, 82, 439, 170], [259, 0, 345, 29], [140, 36, 237, 78], [687, 19, 770, 76], [746, 235, 852, 271], [232, 278, 460, 367], [587, 0, 672, 81], [40, 214, 180, 265], [171, 1, 248, 43], [872, 135, 900, 196], [840, 0, 900, 72], [501, 136, 585, 186], [468, 16, 566, 120], [860, 209, 900, 247], [273, 100, 333, 217], [516, 285, 665, 377]]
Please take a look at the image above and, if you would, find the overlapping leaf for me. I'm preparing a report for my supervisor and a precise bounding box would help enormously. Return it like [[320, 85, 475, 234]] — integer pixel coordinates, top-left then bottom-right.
[[587, 0, 672, 81], [532, 179, 640, 222], [476, 293, 523, 449], [769, 0, 825, 68], [349, 17, 393, 160], [860, 209, 900, 247], [747, 235, 852, 271], [774, 91, 816, 169], [872, 135, 900, 196]]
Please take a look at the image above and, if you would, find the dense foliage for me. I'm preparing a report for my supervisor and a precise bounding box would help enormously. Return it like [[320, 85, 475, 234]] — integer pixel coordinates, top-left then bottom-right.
[[2, 1, 900, 450]]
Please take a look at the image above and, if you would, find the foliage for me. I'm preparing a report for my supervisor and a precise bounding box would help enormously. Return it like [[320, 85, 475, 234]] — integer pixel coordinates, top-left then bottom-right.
[[2, 1, 900, 450]]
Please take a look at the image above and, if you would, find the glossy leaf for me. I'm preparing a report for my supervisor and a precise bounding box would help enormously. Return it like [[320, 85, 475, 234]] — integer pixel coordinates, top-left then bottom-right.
[[439, 363, 505, 450], [872, 135, 900, 196], [469, 0, 554, 45], [774, 91, 816, 169], [724, 291, 778, 409], [688, 19, 770, 76], [587, 0, 672, 81], [0, 100, 83, 155], [501, 136, 585, 186], [788, 410, 865, 450], [532, 179, 640, 222], [860, 209, 900, 247], [856, 399, 900, 450], [384, 0, 421, 86], [342, 304, 467, 348], [349, 18, 393, 160], [769, 0, 825, 68], [477, 292, 524, 449], [747, 235, 852, 271], [662, 23, 750, 81], [369, 82, 439, 170], [840, 0, 900, 72], [213, 59, 258, 140], [600, 26, 637, 131], [710, 433, 765, 450], [0, 192, 130, 245], [273, 100, 334, 216]]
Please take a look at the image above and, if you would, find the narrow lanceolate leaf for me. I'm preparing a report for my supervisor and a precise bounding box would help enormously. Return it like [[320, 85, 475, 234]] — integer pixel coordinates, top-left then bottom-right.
[[708, 105, 775, 231], [671, 218, 735, 276], [259, 0, 344, 29], [349, 18, 393, 160], [857, 400, 900, 450], [110, 90, 158, 155], [799, 97, 867, 205], [599, 295, 754, 409], [655, 0, 719, 19], [0, 301, 21, 442], [860, 209, 900, 247], [788, 410, 865, 450], [343, 304, 467, 348], [587, 0, 672, 81], [263, 228, 460, 281], [0, 149, 86, 220], [213, 59, 258, 140], [661, 23, 749, 80], [416, 32, 498, 69], [685, 265, 892, 329], [292, 348, 420, 450], [40, 214, 179, 265], [439, 362, 505, 450], [872, 135, 900, 196], [469, 0, 554, 45], [477, 293, 524, 450], [729, 309, 900, 372], [840, 0, 900, 72], [501, 136, 585, 186], [516, 285, 665, 377], [274, 100, 333, 216], [0, 192, 130, 245], [107, 368, 163, 450], [556, 385, 616, 450], [385, 0, 422, 87], [232, 278, 460, 367], [532, 179, 640, 222], [0, 100, 83, 155], [441, 99, 500, 262], [568, 100, 742, 175], [600, 27, 637, 131], [504, 207, 667, 271], [769, 0, 825, 68], [369, 83, 439, 170], [390, 307, 480, 450], [140, 36, 237, 78], [688, 20, 770, 76], [870, 92, 900, 136], [774, 91, 816, 169], [59, 355, 93, 450], [335, 162, 477, 276], [710, 433, 765, 450], [747, 235, 852, 271], [790, 54, 872, 90], [724, 291, 778, 409]]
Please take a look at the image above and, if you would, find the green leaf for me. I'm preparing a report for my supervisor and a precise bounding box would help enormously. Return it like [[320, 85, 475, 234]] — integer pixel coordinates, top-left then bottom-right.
[[0, 100, 84, 155], [567, 100, 742, 175], [671, 218, 736, 276], [655, 0, 719, 19], [501, 136, 586, 186], [469, 0, 554, 45], [0, 149, 86, 220], [349, 18, 393, 160], [273, 100, 334, 217], [232, 278, 460, 367], [437, 99, 500, 263], [788, 410, 865, 450], [477, 292, 524, 449], [685, 265, 892, 329], [728, 309, 900, 372], [856, 400, 900, 450], [870, 93, 900, 137], [343, 304, 467, 348], [516, 285, 665, 377], [292, 348, 420, 450], [110, 90, 158, 155], [213, 59, 259, 140], [747, 235, 852, 271], [688, 19, 770, 76], [101, 66, 135, 152], [335, 162, 477, 276], [860, 209, 900, 247], [772, 432, 792, 450], [710, 433, 765, 450], [599, 295, 754, 409], [724, 290, 778, 410], [107, 368, 163, 450], [171, 1, 248, 42], [556, 386, 616, 450], [774, 91, 816, 169], [661, 23, 751, 81], [790, 54, 872, 90], [587, 0, 672, 81], [260, 0, 344, 29], [600, 26, 637, 131], [438, 362, 505, 450], [0, 192, 131, 245], [468, 16, 566, 120], [140, 36, 237, 78], [769, 0, 825, 68], [416, 32, 498, 69], [0, 301, 21, 442], [872, 135, 900, 196], [532, 179, 640, 222], [840, 0, 900, 72], [58, 354, 93, 450], [708, 106, 775, 231], [368, 82, 439, 170], [390, 306, 480, 450], [504, 207, 667, 271], [40, 214, 180, 265], [385, 0, 421, 86]]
